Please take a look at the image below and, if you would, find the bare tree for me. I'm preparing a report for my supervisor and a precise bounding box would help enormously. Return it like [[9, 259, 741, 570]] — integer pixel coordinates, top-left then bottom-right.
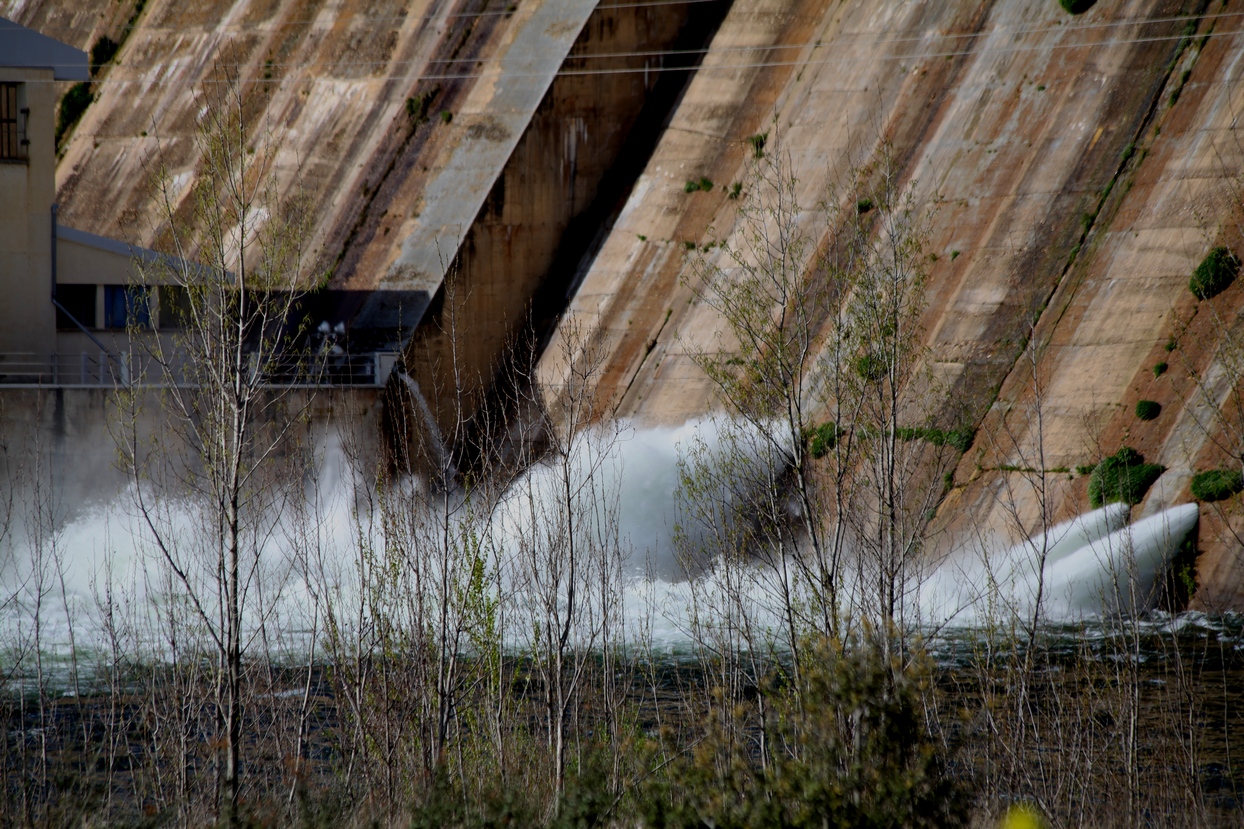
[[118, 63, 316, 826], [507, 317, 626, 801], [682, 137, 949, 660]]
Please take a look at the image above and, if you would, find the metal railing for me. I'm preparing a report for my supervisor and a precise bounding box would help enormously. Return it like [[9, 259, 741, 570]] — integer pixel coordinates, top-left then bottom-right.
[[0, 351, 400, 388]]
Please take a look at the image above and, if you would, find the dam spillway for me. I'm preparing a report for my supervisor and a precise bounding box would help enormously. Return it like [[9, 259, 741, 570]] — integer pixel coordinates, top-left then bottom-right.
[[4, 0, 1244, 608], [7, 6, 1244, 823]]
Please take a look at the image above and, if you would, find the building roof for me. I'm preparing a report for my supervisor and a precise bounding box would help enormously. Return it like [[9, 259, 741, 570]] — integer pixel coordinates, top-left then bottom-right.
[[0, 17, 89, 81], [57, 225, 217, 279]]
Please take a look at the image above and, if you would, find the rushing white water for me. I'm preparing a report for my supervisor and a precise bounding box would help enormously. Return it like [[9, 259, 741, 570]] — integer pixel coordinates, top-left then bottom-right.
[[0, 419, 1201, 664], [916, 502, 1196, 626]]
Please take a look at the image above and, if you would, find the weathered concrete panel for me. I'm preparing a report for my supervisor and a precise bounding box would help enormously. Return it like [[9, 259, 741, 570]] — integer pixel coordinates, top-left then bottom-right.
[[540, 0, 1244, 604], [391, 0, 707, 432], [352, 0, 599, 332]]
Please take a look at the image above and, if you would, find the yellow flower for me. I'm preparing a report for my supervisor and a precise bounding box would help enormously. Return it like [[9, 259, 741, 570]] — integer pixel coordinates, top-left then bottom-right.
[[1001, 803, 1044, 829]]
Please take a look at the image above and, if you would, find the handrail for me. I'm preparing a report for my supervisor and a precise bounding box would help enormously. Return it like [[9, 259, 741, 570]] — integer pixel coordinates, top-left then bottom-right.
[[0, 351, 399, 388]]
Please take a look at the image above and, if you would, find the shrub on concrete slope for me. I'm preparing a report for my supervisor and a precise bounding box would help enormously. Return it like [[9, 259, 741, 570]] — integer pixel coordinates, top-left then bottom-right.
[[1189, 246, 1240, 300], [1059, 0, 1097, 13], [806, 422, 841, 459], [1190, 469, 1244, 502], [55, 82, 93, 149], [895, 426, 976, 453], [1135, 400, 1161, 421], [1088, 446, 1165, 508], [90, 36, 119, 75]]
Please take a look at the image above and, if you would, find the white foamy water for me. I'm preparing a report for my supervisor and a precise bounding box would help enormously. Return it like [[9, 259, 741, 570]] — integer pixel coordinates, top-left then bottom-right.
[[0, 419, 1200, 663]]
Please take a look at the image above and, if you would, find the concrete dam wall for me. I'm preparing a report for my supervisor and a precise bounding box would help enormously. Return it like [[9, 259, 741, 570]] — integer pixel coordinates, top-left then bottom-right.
[[8, 0, 1244, 607], [538, 0, 1244, 610]]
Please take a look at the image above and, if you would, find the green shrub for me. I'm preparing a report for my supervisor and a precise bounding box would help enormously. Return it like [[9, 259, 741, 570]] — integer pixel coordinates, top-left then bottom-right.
[[642, 637, 969, 829], [1190, 469, 1244, 502], [1088, 446, 1165, 508], [1164, 537, 1198, 611], [55, 82, 94, 148], [440, 110, 453, 124], [806, 422, 842, 459], [1153, 361, 1168, 377], [405, 95, 425, 123], [89, 36, 119, 75], [947, 427, 976, 453], [855, 353, 888, 381], [684, 177, 714, 193], [1059, 0, 1097, 13], [1076, 463, 1097, 476], [1135, 399, 1161, 421], [747, 131, 767, 158], [856, 197, 874, 214], [405, 86, 440, 125], [895, 426, 976, 453], [1189, 246, 1240, 300]]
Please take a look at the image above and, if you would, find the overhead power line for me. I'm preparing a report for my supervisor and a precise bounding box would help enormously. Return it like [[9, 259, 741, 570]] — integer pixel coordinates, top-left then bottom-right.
[[14, 8, 1242, 84], [4, 0, 728, 37], [67, 7, 1244, 72]]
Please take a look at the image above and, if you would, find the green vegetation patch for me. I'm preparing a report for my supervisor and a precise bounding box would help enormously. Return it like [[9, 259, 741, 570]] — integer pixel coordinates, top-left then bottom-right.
[[55, 82, 94, 149], [685, 177, 714, 193], [1190, 468, 1244, 502], [856, 197, 874, 214], [1135, 400, 1161, 421], [1166, 536, 1198, 611], [90, 36, 119, 75], [747, 131, 767, 158], [643, 637, 970, 829], [1059, 0, 1097, 13], [1153, 361, 1168, 377], [1088, 446, 1165, 508], [405, 85, 441, 125], [854, 353, 888, 382], [805, 422, 843, 459], [896, 425, 976, 453], [1189, 246, 1240, 300]]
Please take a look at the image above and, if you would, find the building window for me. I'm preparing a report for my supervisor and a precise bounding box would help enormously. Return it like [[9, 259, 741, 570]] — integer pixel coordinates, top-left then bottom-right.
[[104, 285, 152, 330], [55, 284, 98, 330], [0, 84, 25, 162], [157, 285, 191, 330]]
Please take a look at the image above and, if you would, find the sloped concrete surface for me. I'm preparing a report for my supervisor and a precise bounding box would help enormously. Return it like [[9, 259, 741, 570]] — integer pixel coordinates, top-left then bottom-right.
[[8, 0, 515, 295], [353, 0, 598, 332], [540, 0, 1244, 604], [15, 0, 1244, 605]]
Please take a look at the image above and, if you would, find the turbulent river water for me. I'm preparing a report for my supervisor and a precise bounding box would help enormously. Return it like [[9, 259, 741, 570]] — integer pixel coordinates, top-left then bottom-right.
[[0, 418, 1212, 677]]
